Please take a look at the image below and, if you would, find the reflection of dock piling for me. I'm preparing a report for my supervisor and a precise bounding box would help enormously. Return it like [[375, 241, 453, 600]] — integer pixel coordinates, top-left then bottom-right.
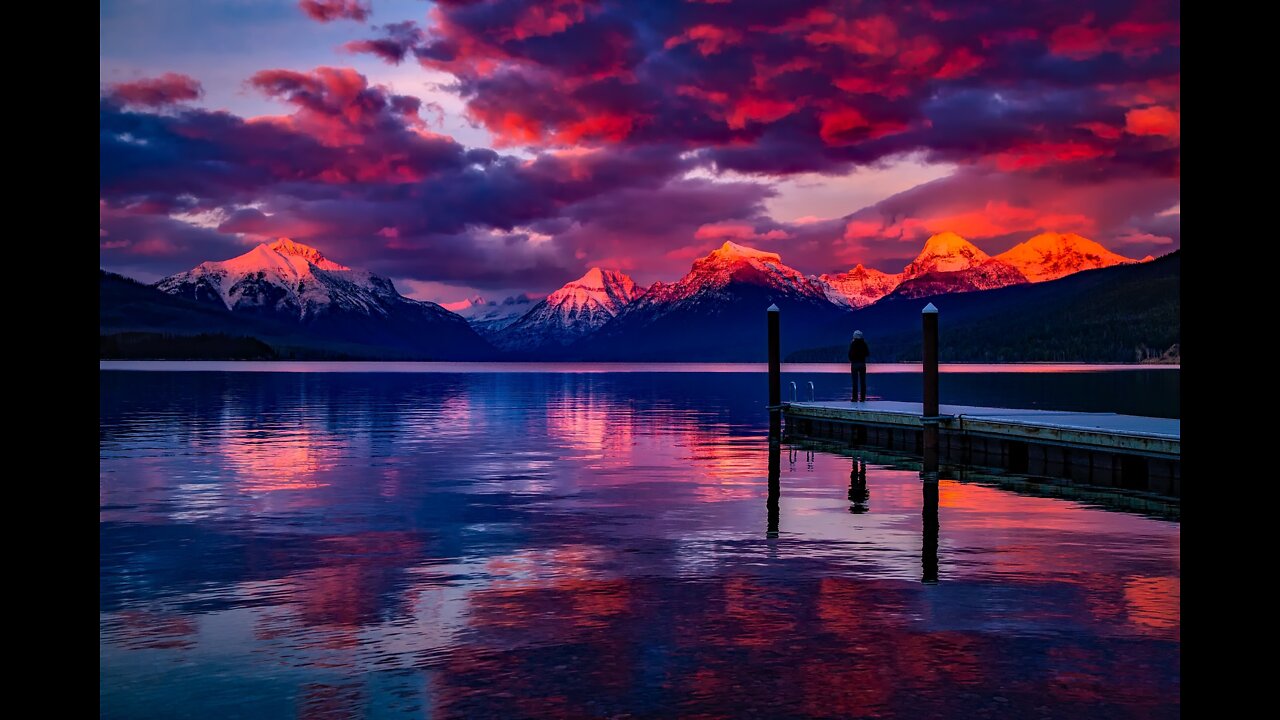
[[767, 439, 780, 538], [848, 457, 868, 513], [922, 480, 939, 584]]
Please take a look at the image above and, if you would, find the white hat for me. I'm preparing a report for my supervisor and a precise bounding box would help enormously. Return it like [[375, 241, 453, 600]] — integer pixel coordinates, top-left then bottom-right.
[[852, 330, 863, 339]]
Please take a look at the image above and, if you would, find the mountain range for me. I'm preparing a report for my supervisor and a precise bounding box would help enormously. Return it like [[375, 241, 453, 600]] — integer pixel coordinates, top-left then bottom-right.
[[101, 231, 1170, 361], [495, 268, 645, 352], [790, 250, 1180, 363], [442, 294, 537, 336], [107, 238, 492, 359]]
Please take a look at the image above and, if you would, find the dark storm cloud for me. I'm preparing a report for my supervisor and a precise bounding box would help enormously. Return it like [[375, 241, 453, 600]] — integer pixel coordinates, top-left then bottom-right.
[[99, 67, 717, 288], [348, 0, 1178, 176], [101, 1, 1178, 295]]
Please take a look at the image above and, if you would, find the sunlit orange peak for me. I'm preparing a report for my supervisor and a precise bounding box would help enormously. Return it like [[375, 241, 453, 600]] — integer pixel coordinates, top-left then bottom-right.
[[711, 240, 780, 261]]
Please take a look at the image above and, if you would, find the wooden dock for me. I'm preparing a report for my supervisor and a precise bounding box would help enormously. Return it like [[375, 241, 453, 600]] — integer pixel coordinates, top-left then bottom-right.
[[783, 401, 1180, 496]]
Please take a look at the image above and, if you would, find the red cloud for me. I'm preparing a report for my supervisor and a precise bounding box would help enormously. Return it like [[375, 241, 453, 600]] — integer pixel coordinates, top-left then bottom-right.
[[1050, 13, 1179, 59], [819, 108, 907, 147], [694, 222, 790, 242], [248, 67, 425, 147], [727, 97, 797, 130], [507, 0, 592, 41], [665, 24, 743, 56], [552, 113, 636, 145], [107, 73, 203, 107], [298, 0, 369, 23], [1048, 19, 1107, 59], [1125, 106, 1179, 139], [345, 0, 1177, 177], [102, 2, 1181, 289], [1078, 122, 1123, 141], [827, 169, 1178, 272], [470, 108, 545, 147], [935, 47, 983, 79], [993, 141, 1109, 172]]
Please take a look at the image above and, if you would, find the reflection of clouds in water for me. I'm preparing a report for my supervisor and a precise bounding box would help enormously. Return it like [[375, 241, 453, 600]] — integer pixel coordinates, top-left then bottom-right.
[[100, 371, 1179, 718], [218, 428, 336, 495], [1124, 576, 1180, 635], [545, 392, 634, 461]]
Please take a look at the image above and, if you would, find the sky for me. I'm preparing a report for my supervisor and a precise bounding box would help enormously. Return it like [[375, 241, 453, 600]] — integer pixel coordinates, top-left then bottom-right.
[[100, 0, 1180, 303]]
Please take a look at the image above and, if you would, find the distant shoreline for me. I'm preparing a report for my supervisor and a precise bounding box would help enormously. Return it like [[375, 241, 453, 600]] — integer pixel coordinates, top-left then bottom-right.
[[99, 360, 1181, 373]]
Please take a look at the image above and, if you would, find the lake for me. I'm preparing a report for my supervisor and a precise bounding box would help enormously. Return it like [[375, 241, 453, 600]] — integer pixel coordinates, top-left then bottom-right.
[[100, 364, 1180, 718]]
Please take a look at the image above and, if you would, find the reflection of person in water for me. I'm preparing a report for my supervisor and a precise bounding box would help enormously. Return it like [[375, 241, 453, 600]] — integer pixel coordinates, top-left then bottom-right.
[[848, 456, 869, 513]]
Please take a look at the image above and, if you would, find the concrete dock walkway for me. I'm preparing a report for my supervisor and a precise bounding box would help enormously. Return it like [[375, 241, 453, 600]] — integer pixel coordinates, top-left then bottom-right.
[[785, 401, 1179, 457], [783, 400, 1180, 495]]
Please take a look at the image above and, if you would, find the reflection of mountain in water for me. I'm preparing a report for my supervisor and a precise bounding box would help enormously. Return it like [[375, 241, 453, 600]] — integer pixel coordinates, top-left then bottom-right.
[[100, 370, 1179, 719]]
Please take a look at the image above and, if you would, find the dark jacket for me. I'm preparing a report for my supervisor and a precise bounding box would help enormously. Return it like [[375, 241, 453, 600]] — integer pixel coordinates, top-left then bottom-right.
[[848, 338, 870, 364]]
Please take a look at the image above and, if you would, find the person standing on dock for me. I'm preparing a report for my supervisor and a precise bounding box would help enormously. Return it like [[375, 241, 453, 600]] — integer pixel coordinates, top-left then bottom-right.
[[848, 330, 870, 402]]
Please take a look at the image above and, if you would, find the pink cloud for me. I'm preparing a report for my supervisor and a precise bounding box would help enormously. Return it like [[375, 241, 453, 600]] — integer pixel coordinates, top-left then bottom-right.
[[694, 222, 791, 242], [107, 73, 203, 107], [298, 0, 369, 23]]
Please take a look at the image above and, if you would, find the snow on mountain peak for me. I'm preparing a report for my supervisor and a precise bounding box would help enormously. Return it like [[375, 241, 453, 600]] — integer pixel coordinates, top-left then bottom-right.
[[266, 237, 349, 271], [493, 268, 646, 349], [446, 293, 536, 334], [442, 295, 486, 312], [922, 230, 979, 253], [629, 240, 830, 309], [817, 263, 902, 308], [903, 232, 991, 277], [546, 267, 644, 312], [995, 231, 1135, 282], [889, 231, 1029, 298], [156, 238, 392, 318], [709, 240, 782, 263]]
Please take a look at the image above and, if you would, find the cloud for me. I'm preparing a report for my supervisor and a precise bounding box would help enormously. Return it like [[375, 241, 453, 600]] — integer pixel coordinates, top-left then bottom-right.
[[343, 21, 423, 64], [1125, 105, 1180, 139], [829, 167, 1180, 269], [347, 0, 1178, 178], [106, 73, 203, 108], [99, 2, 1179, 293], [99, 67, 726, 289], [298, 0, 369, 23], [694, 222, 790, 243]]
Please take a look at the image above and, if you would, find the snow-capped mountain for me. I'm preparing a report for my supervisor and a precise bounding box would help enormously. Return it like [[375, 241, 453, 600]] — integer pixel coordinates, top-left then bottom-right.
[[115, 231, 1163, 361], [155, 238, 494, 359], [494, 268, 645, 350], [444, 294, 537, 336], [656, 241, 830, 303], [816, 264, 902, 308], [579, 242, 848, 360], [158, 238, 385, 317], [888, 232, 1028, 299], [994, 232, 1138, 282]]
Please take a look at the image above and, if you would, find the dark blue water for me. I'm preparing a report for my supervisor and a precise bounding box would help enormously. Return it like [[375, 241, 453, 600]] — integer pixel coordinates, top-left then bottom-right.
[[100, 367, 1180, 719]]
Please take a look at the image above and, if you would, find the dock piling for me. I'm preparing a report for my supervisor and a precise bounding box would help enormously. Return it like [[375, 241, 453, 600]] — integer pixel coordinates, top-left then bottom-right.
[[922, 303, 940, 475], [767, 304, 780, 409]]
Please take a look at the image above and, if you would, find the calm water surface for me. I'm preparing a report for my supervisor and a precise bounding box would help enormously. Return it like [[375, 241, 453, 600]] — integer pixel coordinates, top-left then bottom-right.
[[100, 366, 1179, 718]]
